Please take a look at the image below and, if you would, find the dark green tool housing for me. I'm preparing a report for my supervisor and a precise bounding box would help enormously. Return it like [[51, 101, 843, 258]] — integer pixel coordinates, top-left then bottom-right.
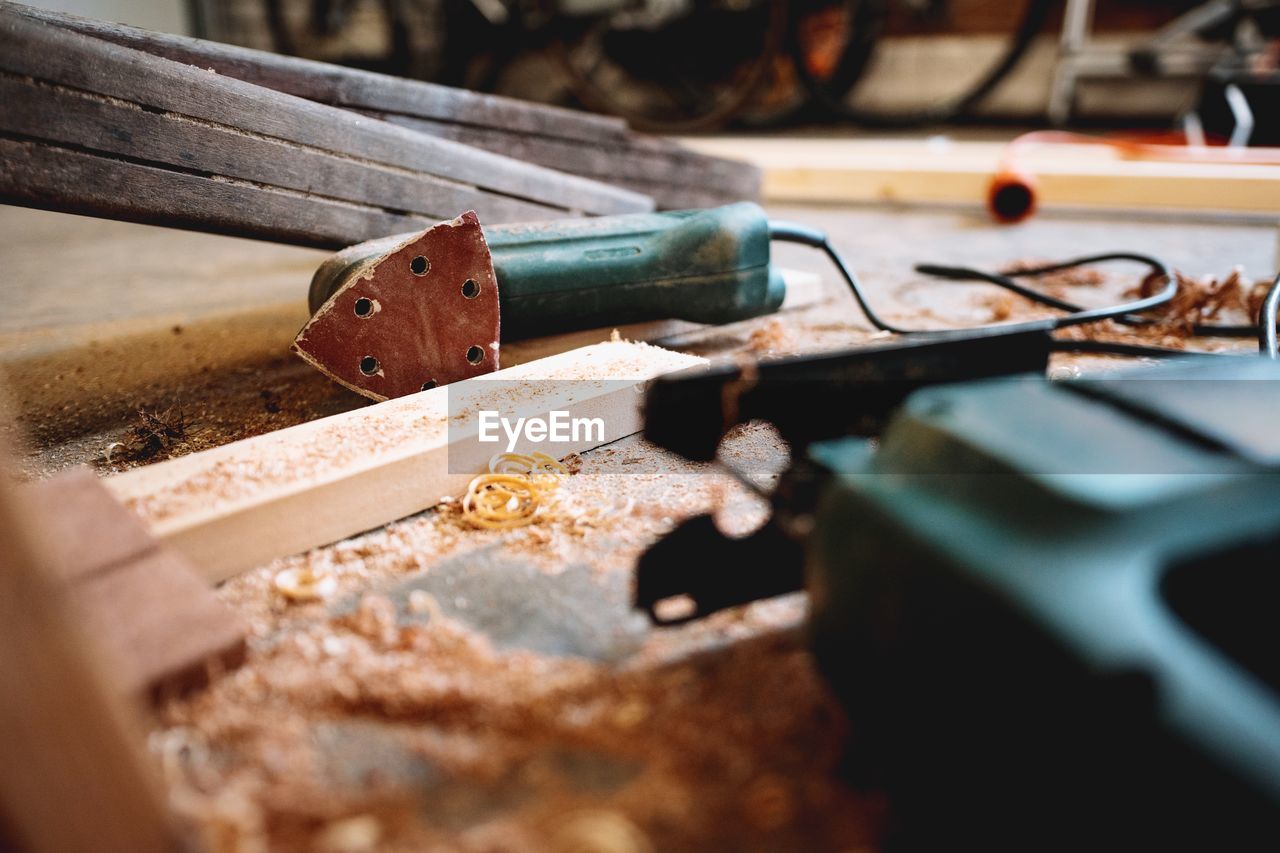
[[309, 202, 786, 339]]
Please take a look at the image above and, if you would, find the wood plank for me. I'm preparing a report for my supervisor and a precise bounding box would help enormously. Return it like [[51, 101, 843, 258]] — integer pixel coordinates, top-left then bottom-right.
[[0, 5, 650, 219], [372, 112, 761, 210], [18, 2, 759, 210], [680, 137, 1280, 217], [0, 432, 173, 853], [106, 341, 706, 583], [73, 548, 247, 700], [26, 466, 157, 582], [25, 468, 248, 701], [22, 1, 629, 144], [0, 74, 561, 227], [0, 136, 437, 249], [0, 79, 557, 233]]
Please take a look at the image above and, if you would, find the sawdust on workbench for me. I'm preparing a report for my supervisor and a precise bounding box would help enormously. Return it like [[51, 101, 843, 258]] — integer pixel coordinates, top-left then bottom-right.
[[149, 423, 881, 851], [981, 263, 1272, 353], [3, 307, 366, 479]]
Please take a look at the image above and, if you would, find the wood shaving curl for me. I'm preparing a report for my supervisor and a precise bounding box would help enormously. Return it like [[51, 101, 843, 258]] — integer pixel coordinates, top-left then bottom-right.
[[461, 452, 570, 530], [274, 566, 336, 602]]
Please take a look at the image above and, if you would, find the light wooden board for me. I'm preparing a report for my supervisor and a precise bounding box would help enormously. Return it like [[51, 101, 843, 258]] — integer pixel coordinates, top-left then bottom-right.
[[680, 137, 1280, 217], [106, 341, 705, 583]]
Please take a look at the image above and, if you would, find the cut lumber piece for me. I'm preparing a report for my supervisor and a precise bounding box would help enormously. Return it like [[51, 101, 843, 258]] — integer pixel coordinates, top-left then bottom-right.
[[680, 137, 1280, 217], [25, 468, 248, 701], [0, 443, 173, 853], [0, 6, 651, 250], [73, 549, 246, 698], [106, 341, 706, 583], [18, 2, 760, 210]]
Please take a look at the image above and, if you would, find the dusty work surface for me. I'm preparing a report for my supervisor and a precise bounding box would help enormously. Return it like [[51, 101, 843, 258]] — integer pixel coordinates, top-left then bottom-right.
[[2, 204, 1277, 850], [2, 205, 1275, 476]]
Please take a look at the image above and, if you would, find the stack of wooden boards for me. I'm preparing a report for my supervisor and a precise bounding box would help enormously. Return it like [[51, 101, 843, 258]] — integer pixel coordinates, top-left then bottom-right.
[[0, 2, 759, 249]]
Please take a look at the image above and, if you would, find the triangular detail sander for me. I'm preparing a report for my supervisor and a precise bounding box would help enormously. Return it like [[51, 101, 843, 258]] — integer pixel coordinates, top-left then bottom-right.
[[293, 211, 500, 402], [296, 203, 792, 401]]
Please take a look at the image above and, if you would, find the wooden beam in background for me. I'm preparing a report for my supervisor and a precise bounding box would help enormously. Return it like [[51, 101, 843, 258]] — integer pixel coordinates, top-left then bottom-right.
[[681, 137, 1280, 217]]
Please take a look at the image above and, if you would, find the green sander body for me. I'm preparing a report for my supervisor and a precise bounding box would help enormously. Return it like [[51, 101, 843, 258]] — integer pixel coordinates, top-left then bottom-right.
[[636, 343, 1280, 848], [297, 203, 785, 399], [804, 358, 1280, 848], [475, 203, 786, 339], [306, 202, 785, 337]]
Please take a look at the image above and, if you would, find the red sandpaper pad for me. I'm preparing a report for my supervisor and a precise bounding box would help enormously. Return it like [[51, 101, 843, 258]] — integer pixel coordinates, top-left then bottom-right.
[[293, 211, 501, 401]]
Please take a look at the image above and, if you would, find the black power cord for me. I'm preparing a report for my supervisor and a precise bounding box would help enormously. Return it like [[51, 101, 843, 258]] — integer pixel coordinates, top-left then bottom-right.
[[769, 221, 1280, 362], [920, 263, 1278, 340], [769, 220, 1177, 339]]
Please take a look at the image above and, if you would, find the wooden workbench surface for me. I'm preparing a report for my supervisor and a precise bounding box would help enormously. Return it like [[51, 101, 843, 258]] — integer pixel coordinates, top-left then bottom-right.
[[1, 203, 1275, 850]]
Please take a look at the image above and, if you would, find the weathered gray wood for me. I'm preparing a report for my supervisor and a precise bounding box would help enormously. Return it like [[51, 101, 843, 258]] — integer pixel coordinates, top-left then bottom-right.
[[16, 1, 759, 210], [19, 1, 627, 142], [374, 112, 762, 209], [0, 3, 651, 219], [0, 74, 559, 226], [0, 136, 439, 248]]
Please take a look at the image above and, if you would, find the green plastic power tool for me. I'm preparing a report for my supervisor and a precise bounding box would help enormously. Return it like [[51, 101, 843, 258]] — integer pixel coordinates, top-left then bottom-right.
[[294, 203, 785, 400], [636, 336, 1280, 850]]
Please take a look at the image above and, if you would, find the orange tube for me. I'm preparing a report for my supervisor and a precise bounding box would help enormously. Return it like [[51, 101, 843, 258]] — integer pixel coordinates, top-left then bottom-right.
[[986, 166, 1038, 224]]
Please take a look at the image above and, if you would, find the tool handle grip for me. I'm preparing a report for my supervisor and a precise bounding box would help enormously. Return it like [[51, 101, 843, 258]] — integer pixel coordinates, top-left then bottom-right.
[[485, 202, 785, 339]]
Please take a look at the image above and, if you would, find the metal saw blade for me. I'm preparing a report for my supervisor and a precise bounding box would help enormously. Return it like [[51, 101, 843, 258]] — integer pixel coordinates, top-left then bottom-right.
[[292, 211, 500, 401]]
